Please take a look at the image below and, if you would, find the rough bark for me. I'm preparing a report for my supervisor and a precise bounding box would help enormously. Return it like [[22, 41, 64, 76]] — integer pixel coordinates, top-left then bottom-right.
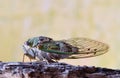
[[0, 61, 119, 78]]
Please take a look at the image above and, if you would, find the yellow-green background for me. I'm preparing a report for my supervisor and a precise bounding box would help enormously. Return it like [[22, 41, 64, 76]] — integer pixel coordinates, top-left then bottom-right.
[[0, 0, 120, 69]]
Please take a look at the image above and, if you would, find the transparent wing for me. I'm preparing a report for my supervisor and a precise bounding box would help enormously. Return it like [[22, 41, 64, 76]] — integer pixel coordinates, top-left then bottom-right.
[[59, 38, 109, 59]]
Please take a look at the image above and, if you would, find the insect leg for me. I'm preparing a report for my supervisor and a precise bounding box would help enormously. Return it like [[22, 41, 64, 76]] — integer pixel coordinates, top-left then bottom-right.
[[22, 54, 26, 62], [35, 49, 49, 64]]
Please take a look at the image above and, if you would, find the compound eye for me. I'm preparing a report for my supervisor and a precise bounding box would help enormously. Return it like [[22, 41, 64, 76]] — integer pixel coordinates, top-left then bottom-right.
[[26, 41, 32, 47]]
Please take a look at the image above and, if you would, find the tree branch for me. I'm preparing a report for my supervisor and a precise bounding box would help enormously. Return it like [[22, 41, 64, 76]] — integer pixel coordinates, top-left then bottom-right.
[[0, 61, 119, 78]]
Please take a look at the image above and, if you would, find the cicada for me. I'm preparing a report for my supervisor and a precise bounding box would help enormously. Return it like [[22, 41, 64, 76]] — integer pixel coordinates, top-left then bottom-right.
[[22, 36, 109, 63]]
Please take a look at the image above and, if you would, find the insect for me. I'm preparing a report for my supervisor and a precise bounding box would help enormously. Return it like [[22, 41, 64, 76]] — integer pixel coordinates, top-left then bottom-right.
[[22, 36, 109, 63]]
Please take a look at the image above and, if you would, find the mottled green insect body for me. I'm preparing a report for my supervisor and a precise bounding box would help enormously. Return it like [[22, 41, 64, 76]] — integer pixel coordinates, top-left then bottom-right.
[[22, 36, 109, 62], [26, 36, 53, 47], [27, 37, 39, 47], [39, 41, 77, 55]]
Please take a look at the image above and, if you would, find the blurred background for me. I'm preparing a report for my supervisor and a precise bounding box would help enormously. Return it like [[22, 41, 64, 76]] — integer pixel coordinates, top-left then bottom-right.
[[0, 0, 120, 69]]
